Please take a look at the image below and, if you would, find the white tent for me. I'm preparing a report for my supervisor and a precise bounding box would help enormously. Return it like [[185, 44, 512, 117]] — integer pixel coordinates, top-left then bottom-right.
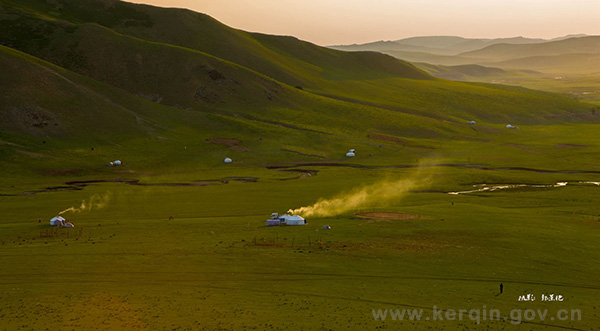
[[224, 157, 232, 163], [114, 160, 122, 165], [469, 120, 477, 125], [50, 216, 65, 226], [280, 214, 306, 225], [345, 152, 355, 157]]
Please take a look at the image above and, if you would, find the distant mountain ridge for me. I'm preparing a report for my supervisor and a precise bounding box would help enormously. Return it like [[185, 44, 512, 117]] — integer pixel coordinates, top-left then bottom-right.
[[329, 35, 586, 56], [329, 35, 600, 75], [459, 36, 600, 60]]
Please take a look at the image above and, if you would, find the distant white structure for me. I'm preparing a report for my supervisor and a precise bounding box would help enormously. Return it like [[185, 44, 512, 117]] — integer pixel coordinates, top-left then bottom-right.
[[280, 214, 306, 226], [108, 162, 114, 167], [49, 216, 66, 226], [506, 124, 519, 129], [349, 149, 355, 153], [224, 157, 233, 163], [345, 152, 355, 157], [469, 120, 477, 125], [114, 160, 122, 165], [266, 213, 306, 226], [64, 222, 75, 228]]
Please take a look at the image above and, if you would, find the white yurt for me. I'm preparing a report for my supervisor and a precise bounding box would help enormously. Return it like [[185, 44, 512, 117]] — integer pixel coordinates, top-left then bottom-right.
[[50, 216, 66, 226], [506, 124, 513, 129], [280, 214, 306, 226], [224, 157, 233, 163], [345, 152, 355, 157], [113, 160, 122, 166]]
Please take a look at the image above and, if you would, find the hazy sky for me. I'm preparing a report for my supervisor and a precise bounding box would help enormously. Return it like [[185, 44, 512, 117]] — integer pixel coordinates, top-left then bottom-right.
[[130, 0, 600, 45]]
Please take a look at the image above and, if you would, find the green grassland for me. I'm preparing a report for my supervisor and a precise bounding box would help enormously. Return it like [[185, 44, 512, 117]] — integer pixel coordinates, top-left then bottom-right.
[[1, 0, 600, 330], [2, 124, 600, 330]]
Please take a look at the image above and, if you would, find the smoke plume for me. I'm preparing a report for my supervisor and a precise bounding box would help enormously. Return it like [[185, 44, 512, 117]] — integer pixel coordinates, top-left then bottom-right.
[[288, 166, 433, 217], [58, 192, 112, 215]]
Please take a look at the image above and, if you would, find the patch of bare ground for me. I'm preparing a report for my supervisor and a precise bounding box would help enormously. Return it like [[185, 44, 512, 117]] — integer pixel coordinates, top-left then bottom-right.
[[555, 143, 590, 149], [205, 138, 249, 151], [355, 212, 423, 220]]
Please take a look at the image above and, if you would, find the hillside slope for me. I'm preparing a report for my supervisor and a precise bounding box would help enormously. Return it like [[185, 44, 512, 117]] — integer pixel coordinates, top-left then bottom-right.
[[0, 0, 597, 150], [0, 0, 431, 87], [0, 45, 161, 140]]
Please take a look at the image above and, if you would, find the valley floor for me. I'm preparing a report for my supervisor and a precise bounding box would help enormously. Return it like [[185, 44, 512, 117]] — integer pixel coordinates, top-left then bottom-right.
[[1, 124, 600, 330]]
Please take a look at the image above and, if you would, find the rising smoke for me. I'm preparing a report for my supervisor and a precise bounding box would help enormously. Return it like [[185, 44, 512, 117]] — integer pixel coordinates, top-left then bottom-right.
[[58, 192, 112, 215], [288, 166, 434, 217]]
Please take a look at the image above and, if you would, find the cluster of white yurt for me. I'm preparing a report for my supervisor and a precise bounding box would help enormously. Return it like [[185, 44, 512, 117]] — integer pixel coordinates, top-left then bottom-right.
[[279, 214, 306, 225], [266, 213, 306, 226], [49, 216, 75, 227], [50, 216, 66, 226], [346, 148, 356, 157]]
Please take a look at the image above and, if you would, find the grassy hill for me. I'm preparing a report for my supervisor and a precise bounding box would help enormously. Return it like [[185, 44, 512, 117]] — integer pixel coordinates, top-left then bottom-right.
[[1, 0, 595, 128], [0, 0, 431, 88], [460, 36, 600, 61]]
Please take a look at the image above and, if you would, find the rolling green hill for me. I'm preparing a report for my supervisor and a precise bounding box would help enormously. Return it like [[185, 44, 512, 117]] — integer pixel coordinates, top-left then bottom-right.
[[0, 0, 598, 168], [1, 0, 595, 128], [0, 0, 430, 87], [459, 36, 600, 61]]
